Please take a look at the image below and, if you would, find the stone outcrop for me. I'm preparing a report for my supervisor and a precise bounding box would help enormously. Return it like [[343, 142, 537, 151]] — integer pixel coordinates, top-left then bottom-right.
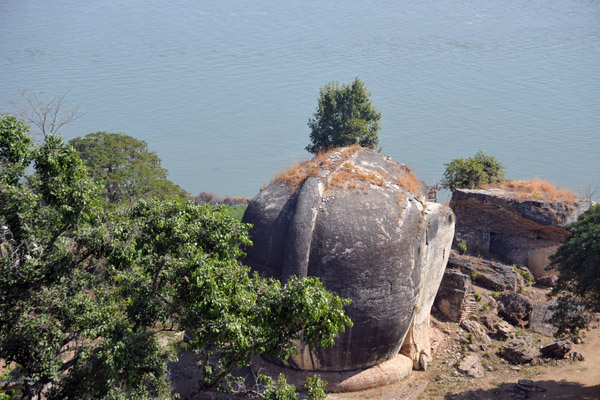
[[450, 188, 591, 278], [242, 147, 454, 377], [529, 301, 557, 337], [432, 269, 475, 322], [497, 292, 534, 327], [446, 252, 521, 292]]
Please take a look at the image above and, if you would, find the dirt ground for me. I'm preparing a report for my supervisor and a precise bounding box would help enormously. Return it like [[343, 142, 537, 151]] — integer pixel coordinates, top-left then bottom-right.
[[327, 322, 600, 400]]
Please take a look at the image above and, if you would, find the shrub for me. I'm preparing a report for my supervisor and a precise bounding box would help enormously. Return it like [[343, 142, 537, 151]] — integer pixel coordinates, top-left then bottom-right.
[[490, 291, 499, 300], [512, 264, 534, 286], [457, 240, 468, 254], [470, 270, 478, 281], [441, 150, 506, 191], [474, 292, 482, 302]]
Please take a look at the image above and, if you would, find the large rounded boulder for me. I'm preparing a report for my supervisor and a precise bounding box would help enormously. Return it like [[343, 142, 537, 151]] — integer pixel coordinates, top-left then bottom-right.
[[243, 146, 454, 372]]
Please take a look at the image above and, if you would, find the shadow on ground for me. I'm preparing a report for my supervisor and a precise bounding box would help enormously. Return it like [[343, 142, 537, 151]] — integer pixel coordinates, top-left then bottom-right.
[[445, 380, 600, 400]]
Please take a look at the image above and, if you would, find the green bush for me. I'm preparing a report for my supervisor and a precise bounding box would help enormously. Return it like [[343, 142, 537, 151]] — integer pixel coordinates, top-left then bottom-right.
[[490, 291, 499, 300], [457, 240, 468, 254], [441, 150, 506, 191], [305, 375, 327, 400], [470, 270, 478, 281]]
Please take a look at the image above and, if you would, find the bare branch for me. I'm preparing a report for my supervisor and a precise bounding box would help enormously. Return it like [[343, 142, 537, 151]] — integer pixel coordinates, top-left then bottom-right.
[[577, 181, 600, 202], [9, 89, 84, 137]]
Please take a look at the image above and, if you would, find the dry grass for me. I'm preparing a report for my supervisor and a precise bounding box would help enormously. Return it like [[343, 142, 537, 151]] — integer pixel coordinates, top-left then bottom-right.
[[395, 165, 421, 195], [327, 164, 385, 191], [485, 178, 576, 204], [270, 145, 422, 198], [271, 145, 361, 192]]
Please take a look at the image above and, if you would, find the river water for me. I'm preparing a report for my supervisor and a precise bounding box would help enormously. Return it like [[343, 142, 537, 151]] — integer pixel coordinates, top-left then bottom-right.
[[1, 0, 599, 198]]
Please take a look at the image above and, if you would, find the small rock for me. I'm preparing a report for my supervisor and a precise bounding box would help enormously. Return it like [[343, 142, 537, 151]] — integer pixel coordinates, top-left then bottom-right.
[[501, 337, 535, 365], [457, 354, 485, 378], [571, 352, 585, 361], [468, 343, 480, 352], [498, 292, 533, 326], [573, 337, 583, 344], [540, 339, 572, 359], [536, 275, 558, 287], [460, 320, 492, 344], [496, 320, 515, 339], [529, 301, 557, 337], [517, 379, 545, 392]]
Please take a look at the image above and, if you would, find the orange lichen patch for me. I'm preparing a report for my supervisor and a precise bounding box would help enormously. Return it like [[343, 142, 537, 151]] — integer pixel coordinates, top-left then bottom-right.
[[485, 179, 576, 204]]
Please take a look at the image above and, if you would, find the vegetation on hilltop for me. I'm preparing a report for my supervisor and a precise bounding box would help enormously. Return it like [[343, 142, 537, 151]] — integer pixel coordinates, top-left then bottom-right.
[[441, 150, 506, 191], [306, 78, 381, 155]]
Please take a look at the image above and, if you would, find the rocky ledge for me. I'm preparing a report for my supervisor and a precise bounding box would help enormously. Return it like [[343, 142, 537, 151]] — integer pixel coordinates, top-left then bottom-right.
[[450, 188, 591, 277]]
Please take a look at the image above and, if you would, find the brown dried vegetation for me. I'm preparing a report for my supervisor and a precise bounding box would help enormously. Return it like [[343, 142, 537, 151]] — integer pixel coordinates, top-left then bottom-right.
[[485, 178, 576, 204], [271, 145, 422, 198], [271, 145, 361, 192], [395, 165, 421, 195]]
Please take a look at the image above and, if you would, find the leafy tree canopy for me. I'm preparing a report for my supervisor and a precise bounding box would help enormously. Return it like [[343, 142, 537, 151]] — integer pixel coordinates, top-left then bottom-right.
[[441, 150, 506, 191], [0, 116, 352, 399], [306, 78, 381, 155], [69, 131, 187, 207], [548, 204, 600, 336]]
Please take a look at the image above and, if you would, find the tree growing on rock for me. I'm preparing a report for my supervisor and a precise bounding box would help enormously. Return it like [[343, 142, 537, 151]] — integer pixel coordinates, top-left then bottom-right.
[[441, 150, 506, 191], [306, 78, 381, 155], [69, 131, 187, 208], [548, 204, 600, 336]]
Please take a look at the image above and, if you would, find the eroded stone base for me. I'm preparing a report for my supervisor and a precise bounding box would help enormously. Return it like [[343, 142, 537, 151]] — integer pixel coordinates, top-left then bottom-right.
[[251, 353, 413, 393]]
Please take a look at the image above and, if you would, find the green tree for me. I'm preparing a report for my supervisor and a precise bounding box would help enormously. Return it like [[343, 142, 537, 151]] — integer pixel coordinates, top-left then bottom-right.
[[306, 78, 381, 155], [441, 150, 506, 191], [0, 116, 111, 398], [0, 116, 351, 399], [548, 204, 600, 336], [69, 131, 187, 207]]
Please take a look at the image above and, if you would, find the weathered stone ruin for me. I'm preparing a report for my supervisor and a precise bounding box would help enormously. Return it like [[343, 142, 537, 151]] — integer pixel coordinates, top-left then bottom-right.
[[450, 188, 591, 278], [242, 147, 454, 391]]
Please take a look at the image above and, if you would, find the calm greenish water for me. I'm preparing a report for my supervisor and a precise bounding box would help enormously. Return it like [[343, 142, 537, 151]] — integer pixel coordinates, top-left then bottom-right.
[[1, 0, 599, 198]]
